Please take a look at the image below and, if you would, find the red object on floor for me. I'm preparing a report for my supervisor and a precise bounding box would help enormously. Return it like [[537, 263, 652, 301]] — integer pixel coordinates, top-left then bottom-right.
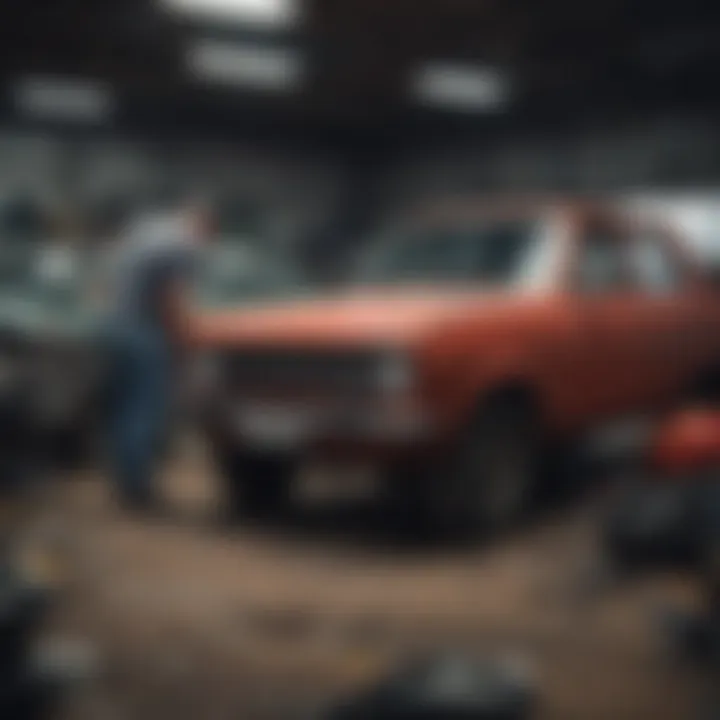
[[651, 409, 720, 475]]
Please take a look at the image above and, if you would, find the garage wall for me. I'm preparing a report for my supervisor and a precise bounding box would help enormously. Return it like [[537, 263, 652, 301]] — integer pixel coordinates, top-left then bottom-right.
[[4, 116, 720, 269], [380, 117, 720, 218], [0, 131, 345, 253]]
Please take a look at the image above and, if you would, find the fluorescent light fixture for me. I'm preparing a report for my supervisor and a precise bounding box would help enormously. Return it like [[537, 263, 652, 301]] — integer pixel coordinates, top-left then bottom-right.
[[162, 0, 298, 29], [188, 40, 303, 90], [412, 62, 509, 112], [14, 76, 114, 122]]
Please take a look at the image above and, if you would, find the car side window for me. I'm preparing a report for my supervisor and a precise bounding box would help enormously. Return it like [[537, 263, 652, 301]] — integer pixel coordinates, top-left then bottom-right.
[[628, 234, 681, 295], [576, 230, 627, 294]]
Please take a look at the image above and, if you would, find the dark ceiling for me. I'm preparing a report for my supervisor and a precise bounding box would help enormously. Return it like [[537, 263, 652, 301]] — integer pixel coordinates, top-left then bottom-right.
[[0, 0, 719, 150]]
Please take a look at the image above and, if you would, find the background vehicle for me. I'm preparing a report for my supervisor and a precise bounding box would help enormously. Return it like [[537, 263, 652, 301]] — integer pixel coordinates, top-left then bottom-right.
[[194, 237, 307, 308], [0, 244, 105, 468], [195, 199, 720, 533]]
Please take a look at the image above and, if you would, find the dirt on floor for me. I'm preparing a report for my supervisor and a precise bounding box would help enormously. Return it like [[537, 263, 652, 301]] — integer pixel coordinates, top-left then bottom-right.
[[12, 441, 711, 720]]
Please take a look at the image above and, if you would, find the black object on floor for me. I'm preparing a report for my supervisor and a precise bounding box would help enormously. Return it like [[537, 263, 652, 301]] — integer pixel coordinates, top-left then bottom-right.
[[0, 383, 39, 497], [0, 562, 58, 719], [0, 666, 62, 720], [662, 609, 720, 668], [601, 482, 702, 571], [326, 653, 535, 720], [0, 564, 51, 675]]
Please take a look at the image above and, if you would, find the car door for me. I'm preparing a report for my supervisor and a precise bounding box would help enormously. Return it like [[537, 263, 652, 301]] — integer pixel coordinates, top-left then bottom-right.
[[570, 217, 648, 421], [625, 227, 698, 406]]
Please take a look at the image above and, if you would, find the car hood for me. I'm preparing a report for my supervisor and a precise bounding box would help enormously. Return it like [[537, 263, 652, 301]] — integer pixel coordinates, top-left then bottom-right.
[[194, 287, 516, 348]]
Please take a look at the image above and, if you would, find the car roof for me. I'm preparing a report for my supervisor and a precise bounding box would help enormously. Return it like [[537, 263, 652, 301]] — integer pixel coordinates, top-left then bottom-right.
[[404, 194, 619, 227]]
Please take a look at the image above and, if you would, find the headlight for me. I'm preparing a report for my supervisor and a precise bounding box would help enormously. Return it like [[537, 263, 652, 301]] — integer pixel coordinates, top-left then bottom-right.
[[377, 351, 414, 393]]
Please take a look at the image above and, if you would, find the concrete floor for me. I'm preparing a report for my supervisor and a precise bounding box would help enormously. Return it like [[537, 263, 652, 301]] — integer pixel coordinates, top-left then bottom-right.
[[20, 442, 709, 720]]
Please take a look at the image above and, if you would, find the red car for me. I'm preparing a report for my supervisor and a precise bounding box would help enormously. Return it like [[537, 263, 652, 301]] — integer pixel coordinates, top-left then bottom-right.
[[193, 198, 720, 533]]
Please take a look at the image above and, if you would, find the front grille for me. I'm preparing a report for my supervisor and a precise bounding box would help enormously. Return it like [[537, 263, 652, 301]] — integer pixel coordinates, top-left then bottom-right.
[[224, 349, 380, 395]]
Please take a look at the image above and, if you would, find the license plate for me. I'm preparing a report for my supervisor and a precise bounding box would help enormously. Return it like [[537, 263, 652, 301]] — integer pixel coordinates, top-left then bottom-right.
[[236, 404, 317, 449]]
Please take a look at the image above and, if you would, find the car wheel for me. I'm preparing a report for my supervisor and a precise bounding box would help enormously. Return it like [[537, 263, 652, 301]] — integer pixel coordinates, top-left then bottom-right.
[[394, 398, 539, 538], [213, 446, 295, 522]]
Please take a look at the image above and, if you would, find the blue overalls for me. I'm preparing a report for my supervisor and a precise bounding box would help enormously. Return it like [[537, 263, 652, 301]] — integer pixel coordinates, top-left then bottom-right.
[[104, 224, 193, 506], [107, 325, 172, 505]]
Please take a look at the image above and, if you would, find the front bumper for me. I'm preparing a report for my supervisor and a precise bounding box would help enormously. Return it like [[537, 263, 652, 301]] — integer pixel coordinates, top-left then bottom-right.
[[202, 395, 434, 457]]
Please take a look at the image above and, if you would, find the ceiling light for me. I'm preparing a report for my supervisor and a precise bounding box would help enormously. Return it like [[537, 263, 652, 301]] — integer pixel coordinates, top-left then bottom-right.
[[162, 0, 298, 29], [412, 63, 509, 112], [188, 40, 303, 90], [14, 77, 114, 122]]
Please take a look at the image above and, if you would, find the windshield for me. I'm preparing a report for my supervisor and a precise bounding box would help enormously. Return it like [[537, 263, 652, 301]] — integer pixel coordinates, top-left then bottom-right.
[[355, 220, 539, 286], [195, 243, 304, 307]]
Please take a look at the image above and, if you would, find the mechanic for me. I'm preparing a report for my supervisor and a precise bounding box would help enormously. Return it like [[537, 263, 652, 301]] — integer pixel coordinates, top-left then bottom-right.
[[104, 196, 213, 511]]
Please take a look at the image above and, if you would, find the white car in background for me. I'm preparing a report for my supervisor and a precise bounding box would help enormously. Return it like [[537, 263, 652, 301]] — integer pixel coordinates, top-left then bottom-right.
[[0, 243, 105, 468], [195, 237, 307, 308]]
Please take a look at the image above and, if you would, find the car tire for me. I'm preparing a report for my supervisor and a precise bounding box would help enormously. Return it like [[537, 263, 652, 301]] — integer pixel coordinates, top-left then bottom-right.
[[213, 446, 295, 522], [392, 397, 539, 538]]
